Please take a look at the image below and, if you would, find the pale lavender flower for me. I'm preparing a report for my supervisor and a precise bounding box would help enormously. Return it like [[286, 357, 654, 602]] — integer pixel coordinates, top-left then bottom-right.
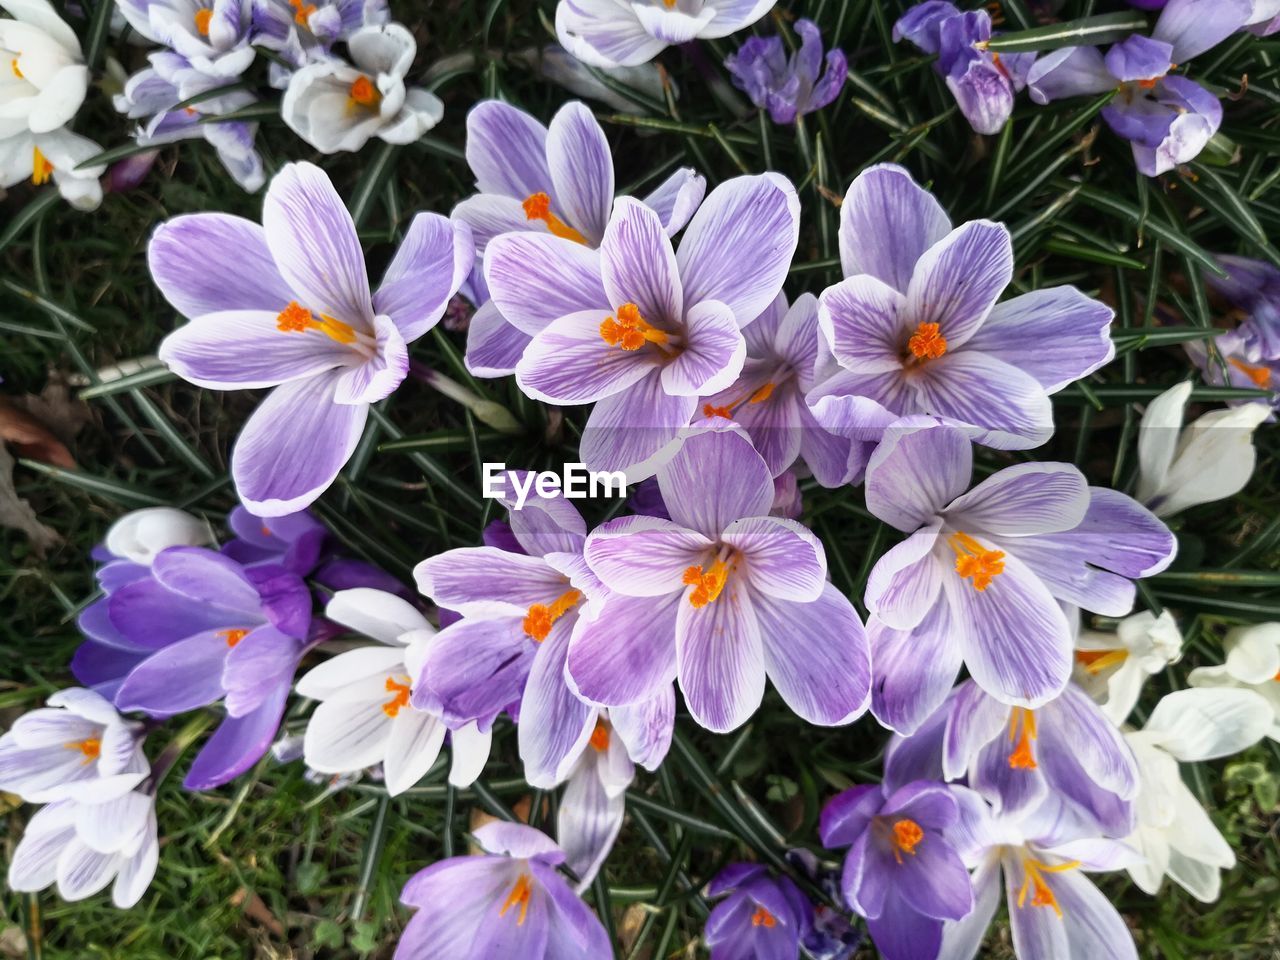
[[725, 18, 847, 124], [114, 0, 256, 81], [569, 426, 871, 733], [1208, 254, 1280, 362], [705, 863, 813, 960], [557, 714, 632, 889], [1185, 330, 1280, 414], [250, 0, 388, 86], [150, 161, 472, 515]]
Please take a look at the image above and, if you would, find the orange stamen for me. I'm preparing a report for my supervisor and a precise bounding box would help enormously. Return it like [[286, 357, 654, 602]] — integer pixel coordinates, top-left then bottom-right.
[[1074, 648, 1129, 675], [499, 874, 533, 925], [1229, 357, 1272, 388], [663, 0, 676, 7], [748, 382, 775, 404], [65, 737, 101, 764], [589, 719, 610, 753], [907, 322, 947, 361], [193, 8, 213, 35], [1016, 859, 1080, 919], [275, 301, 359, 344], [348, 75, 380, 109], [288, 0, 316, 24], [31, 146, 53, 186], [522, 589, 582, 642], [382, 676, 412, 718], [682, 559, 729, 608], [949, 531, 1004, 591], [11, 57, 23, 79], [521, 192, 588, 244], [600, 302, 669, 351], [750, 905, 777, 928], [1007, 708, 1038, 770], [218, 628, 249, 648], [891, 818, 924, 864]]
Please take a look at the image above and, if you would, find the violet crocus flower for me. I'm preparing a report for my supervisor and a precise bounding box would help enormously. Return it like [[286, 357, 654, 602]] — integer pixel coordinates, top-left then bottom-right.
[[102, 547, 314, 790], [1124, 0, 1280, 35], [724, 18, 847, 125], [251, 0, 388, 86], [700, 293, 865, 486], [488, 174, 799, 473], [454, 98, 705, 377], [115, 0, 257, 82], [862, 417, 1175, 733], [149, 161, 473, 515], [894, 1, 1034, 135], [1185, 330, 1280, 415], [554, 0, 776, 69], [569, 426, 872, 733], [819, 781, 973, 960], [938, 788, 1142, 960], [413, 474, 674, 788], [396, 821, 611, 958], [1208, 254, 1280, 362], [808, 164, 1114, 452], [705, 863, 813, 960]]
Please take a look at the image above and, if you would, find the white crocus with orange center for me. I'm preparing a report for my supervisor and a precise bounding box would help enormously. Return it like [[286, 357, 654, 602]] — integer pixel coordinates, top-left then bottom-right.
[[1187, 622, 1280, 741], [556, 715, 633, 890], [296, 589, 491, 795], [0, 0, 88, 137], [1073, 608, 1182, 725], [0, 125, 106, 209]]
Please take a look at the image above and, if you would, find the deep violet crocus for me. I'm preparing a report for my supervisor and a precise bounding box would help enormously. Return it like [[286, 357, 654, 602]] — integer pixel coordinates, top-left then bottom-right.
[[395, 821, 611, 959], [861, 417, 1176, 734], [705, 863, 813, 960], [808, 164, 1114, 453], [819, 781, 973, 960], [150, 161, 473, 515], [454, 98, 705, 377], [569, 425, 872, 733], [724, 18, 847, 125], [487, 173, 800, 474], [412, 475, 674, 788]]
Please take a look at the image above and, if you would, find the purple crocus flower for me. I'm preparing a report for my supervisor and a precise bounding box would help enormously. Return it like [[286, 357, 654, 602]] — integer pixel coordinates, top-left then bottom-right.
[[1208, 254, 1280, 361], [569, 426, 872, 733], [557, 713, 634, 889], [1185, 330, 1280, 415], [1125, 0, 1280, 35], [700, 293, 865, 486], [395, 821, 611, 958], [938, 788, 1142, 960], [724, 18, 847, 125], [819, 781, 973, 960], [102, 547, 314, 790], [809, 164, 1114, 452], [250, 0, 388, 86], [487, 174, 799, 473], [705, 863, 813, 960], [1027, 0, 1255, 175], [894, 1, 1035, 135], [861, 417, 1175, 733], [115, 0, 257, 82], [149, 161, 473, 515], [454, 99, 705, 377], [413, 475, 674, 787]]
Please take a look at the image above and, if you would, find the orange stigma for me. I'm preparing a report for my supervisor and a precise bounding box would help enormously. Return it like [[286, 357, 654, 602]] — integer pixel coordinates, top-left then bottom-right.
[[1007, 708, 1038, 770], [703, 403, 734, 418], [348, 75, 380, 109], [907, 322, 947, 361], [682, 559, 729, 608], [522, 589, 582, 642], [521, 192, 588, 244], [1075, 648, 1129, 675], [949, 531, 1005, 591], [1229, 357, 1272, 388], [499, 874, 533, 925], [218, 628, 249, 648], [589, 719, 610, 753], [1016, 859, 1080, 919], [193, 8, 213, 34], [275, 301, 359, 344], [65, 737, 101, 764], [31, 146, 53, 186], [600, 302, 669, 351], [891, 818, 925, 864], [382, 676, 412, 717], [750, 905, 777, 928], [288, 0, 316, 23]]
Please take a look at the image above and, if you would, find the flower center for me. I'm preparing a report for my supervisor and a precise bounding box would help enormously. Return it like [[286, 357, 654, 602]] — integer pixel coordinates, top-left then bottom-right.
[[521, 192, 588, 245], [589, 719, 610, 752], [65, 737, 101, 764], [1016, 858, 1080, 919], [600, 303, 669, 352], [193, 8, 213, 35], [275, 301, 361, 345], [522, 588, 582, 642], [890, 818, 924, 863], [499, 873, 533, 925], [31, 146, 53, 186], [1229, 357, 1272, 388], [382, 676, 412, 717], [682, 558, 730, 608], [703, 381, 777, 420], [348, 75, 381, 110], [218, 627, 249, 648], [750, 905, 777, 927], [1007, 707, 1038, 770], [907, 322, 947, 362], [288, 0, 316, 24], [948, 531, 1005, 591], [11, 57, 22, 79], [1075, 648, 1129, 675]]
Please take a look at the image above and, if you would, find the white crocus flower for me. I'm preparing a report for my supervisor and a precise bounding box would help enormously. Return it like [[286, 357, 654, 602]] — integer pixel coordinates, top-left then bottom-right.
[[0, 125, 105, 209], [557, 714, 633, 891], [0, 688, 148, 804], [281, 22, 442, 154], [8, 792, 159, 908], [1122, 687, 1272, 902], [1188, 623, 1280, 741], [1075, 610, 1183, 725], [104, 507, 212, 565], [297, 588, 491, 795], [0, 0, 88, 137], [1136, 380, 1271, 518]]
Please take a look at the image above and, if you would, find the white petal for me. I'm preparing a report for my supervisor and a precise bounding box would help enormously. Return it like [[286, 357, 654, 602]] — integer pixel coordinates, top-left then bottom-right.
[[382, 710, 446, 795], [1143, 686, 1273, 761], [325, 588, 432, 644], [446, 722, 492, 787]]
